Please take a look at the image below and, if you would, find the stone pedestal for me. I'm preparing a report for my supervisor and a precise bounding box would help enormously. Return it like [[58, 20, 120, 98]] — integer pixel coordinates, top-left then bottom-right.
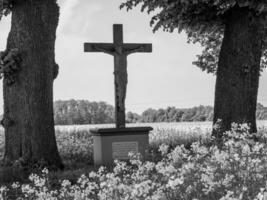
[[90, 127, 152, 166]]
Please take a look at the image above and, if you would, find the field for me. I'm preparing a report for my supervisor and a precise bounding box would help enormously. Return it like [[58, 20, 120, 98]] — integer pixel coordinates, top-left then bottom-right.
[[54, 121, 213, 169], [54, 121, 267, 167], [0, 122, 211, 167], [1, 121, 267, 165], [0, 121, 266, 166], [55, 120, 267, 132]]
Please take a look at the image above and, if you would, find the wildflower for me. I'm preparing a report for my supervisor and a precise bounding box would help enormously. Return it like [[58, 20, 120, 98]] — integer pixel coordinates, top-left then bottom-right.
[[159, 144, 169, 155], [61, 180, 71, 187], [167, 177, 184, 189]]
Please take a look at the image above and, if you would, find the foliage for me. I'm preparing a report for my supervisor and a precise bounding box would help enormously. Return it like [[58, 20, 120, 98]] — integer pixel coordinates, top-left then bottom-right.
[[0, 0, 12, 20], [140, 105, 214, 123], [133, 103, 267, 123], [256, 103, 267, 120], [53, 100, 214, 125], [120, 0, 267, 73], [1, 124, 267, 199], [126, 111, 141, 123], [54, 100, 115, 125]]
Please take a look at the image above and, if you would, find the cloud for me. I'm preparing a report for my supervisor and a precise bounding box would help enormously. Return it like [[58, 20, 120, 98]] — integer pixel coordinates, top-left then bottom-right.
[[57, 0, 77, 34], [57, 0, 103, 36]]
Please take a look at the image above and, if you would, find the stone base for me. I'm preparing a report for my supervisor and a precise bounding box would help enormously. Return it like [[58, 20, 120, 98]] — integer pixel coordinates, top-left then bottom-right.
[[90, 127, 153, 166]]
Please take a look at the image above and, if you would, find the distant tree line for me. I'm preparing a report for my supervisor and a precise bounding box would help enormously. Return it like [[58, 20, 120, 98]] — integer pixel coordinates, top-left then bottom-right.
[[128, 105, 214, 123], [54, 100, 114, 125], [53, 100, 267, 125], [256, 103, 267, 120]]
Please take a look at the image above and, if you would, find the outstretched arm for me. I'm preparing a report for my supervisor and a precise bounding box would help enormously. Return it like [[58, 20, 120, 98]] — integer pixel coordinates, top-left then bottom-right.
[[93, 45, 115, 56], [125, 46, 145, 55]]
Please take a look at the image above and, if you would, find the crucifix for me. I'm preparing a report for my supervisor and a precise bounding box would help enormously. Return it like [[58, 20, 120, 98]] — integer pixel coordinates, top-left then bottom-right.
[[84, 24, 152, 128]]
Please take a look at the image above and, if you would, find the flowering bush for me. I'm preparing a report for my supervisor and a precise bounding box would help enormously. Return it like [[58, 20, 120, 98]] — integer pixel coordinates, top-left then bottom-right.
[[0, 124, 267, 199]]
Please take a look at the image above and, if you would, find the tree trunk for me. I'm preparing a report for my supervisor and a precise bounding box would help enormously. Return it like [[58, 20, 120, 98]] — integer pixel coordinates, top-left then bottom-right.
[[212, 6, 265, 138], [2, 0, 63, 169]]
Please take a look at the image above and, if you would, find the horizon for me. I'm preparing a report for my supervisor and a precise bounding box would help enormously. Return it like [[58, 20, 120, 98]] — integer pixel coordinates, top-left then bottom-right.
[[0, 0, 267, 114], [53, 99, 267, 115]]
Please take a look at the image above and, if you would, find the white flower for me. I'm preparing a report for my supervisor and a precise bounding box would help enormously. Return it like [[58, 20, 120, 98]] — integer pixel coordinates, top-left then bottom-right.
[[167, 177, 184, 189], [61, 180, 71, 187], [159, 144, 169, 155]]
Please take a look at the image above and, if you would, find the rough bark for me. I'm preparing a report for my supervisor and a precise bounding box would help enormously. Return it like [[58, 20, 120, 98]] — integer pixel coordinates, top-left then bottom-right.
[[212, 6, 265, 138], [2, 0, 63, 169]]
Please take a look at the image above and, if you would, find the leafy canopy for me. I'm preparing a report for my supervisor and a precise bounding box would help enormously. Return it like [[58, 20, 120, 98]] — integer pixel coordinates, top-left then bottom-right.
[[120, 0, 267, 73], [0, 0, 12, 19]]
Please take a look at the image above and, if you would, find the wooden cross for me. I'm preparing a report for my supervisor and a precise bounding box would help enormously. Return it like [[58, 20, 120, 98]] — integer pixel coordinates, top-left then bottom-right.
[[84, 24, 152, 128]]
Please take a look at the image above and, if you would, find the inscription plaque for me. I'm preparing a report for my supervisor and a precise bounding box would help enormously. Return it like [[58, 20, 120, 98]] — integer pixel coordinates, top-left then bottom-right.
[[112, 141, 138, 159]]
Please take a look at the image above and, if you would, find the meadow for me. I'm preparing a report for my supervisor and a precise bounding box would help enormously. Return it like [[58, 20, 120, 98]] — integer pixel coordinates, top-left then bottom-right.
[[0, 122, 267, 199]]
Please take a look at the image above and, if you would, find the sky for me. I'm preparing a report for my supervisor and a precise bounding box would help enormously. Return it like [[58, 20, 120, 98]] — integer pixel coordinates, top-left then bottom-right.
[[0, 0, 267, 114]]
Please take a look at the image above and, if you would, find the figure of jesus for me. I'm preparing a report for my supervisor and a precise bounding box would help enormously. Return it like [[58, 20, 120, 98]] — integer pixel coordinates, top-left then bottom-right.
[[84, 24, 152, 128], [94, 45, 145, 119]]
